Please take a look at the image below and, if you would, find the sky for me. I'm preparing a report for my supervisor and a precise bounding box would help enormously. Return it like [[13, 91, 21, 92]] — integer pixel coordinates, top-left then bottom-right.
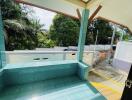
[[29, 6, 56, 30]]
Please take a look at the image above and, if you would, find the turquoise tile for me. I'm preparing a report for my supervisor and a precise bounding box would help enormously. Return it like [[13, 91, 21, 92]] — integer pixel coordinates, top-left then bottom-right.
[[3, 62, 78, 86], [0, 70, 3, 92], [0, 76, 106, 100], [0, 61, 106, 100]]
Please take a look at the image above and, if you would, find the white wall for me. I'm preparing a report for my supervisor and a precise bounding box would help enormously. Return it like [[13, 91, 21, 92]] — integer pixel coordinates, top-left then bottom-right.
[[114, 42, 132, 63], [6, 51, 94, 65], [113, 41, 132, 73]]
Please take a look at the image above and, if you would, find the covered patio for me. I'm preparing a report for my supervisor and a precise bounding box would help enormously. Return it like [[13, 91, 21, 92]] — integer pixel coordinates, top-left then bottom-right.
[[0, 0, 132, 100]]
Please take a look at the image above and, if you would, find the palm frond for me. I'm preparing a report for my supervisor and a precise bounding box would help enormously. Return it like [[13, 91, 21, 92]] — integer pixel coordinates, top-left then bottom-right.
[[4, 19, 25, 30]]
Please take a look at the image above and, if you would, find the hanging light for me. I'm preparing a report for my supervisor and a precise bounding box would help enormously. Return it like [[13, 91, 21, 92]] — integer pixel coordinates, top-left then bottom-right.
[[82, 0, 90, 3]]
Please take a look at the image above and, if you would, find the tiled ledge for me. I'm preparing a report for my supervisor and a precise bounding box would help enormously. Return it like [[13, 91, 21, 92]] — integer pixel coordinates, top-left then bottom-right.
[[0, 60, 89, 91], [4, 60, 78, 69]]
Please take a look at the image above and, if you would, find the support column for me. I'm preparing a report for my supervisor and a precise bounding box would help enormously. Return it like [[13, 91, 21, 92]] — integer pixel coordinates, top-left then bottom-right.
[[77, 9, 89, 62], [0, 8, 6, 68]]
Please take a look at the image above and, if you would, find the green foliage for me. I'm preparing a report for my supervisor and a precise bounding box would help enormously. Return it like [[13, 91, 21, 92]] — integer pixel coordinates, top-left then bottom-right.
[[114, 31, 132, 42], [49, 14, 80, 46], [123, 34, 132, 41], [89, 19, 113, 44], [49, 14, 115, 46], [0, 0, 44, 50], [37, 32, 55, 48], [0, 0, 22, 20]]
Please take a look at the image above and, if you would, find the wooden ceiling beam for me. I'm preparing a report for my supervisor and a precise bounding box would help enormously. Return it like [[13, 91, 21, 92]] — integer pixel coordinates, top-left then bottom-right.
[[76, 9, 81, 20], [89, 5, 102, 22]]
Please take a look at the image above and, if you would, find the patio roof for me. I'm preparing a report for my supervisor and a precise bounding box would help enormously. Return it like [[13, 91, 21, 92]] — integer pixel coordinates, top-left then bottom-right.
[[16, 0, 132, 33]]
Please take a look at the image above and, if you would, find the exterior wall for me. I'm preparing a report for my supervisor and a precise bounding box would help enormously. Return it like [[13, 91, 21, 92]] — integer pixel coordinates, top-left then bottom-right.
[[5, 51, 93, 64], [113, 59, 131, 73], [113, 42, 132, 73], [36, 45, 111, 51]]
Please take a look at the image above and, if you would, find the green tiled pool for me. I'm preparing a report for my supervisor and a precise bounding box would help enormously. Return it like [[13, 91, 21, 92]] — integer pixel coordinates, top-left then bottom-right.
[[0, 61, 106, 100], [0, 76, 105, 100]]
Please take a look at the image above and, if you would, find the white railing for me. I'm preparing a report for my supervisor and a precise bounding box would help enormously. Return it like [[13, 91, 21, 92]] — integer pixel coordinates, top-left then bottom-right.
[[6, 51, 94, 65]]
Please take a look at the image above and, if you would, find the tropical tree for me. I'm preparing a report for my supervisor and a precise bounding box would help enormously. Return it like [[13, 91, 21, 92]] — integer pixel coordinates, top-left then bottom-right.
[[37, 32, 55, 48], [0, 0, 44, 50], [89, 19, 113, 44], [49, 14, 116, 46], [49, 14, 80, 46]]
